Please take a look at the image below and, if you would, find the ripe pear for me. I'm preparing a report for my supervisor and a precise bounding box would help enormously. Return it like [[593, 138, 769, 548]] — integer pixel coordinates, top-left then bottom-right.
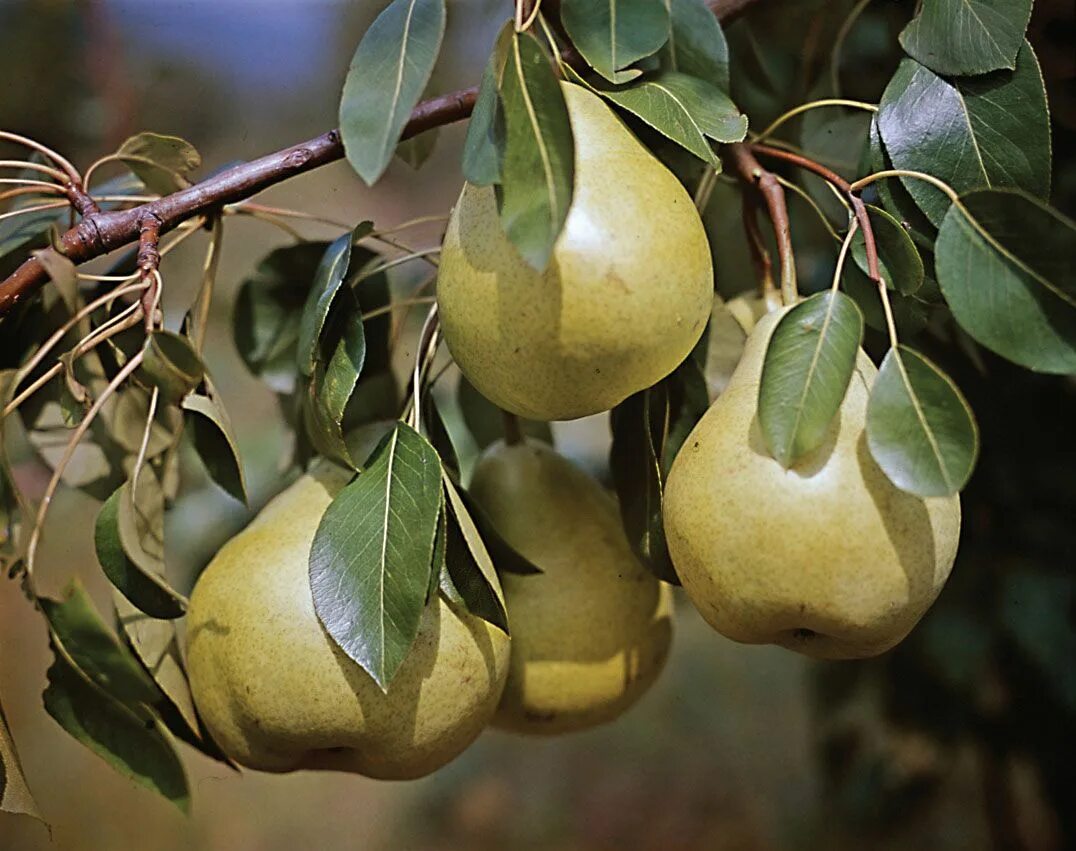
[[469, 440, 673, 734], [437, 82, 713, 421], [663, 308, 961, 659], [185, 463, 510, 779]]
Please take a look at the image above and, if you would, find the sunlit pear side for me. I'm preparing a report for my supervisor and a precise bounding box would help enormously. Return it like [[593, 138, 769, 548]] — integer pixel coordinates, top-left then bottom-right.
[[469, 439, 673, 734], [663, 309, 962, 659], [437, 82, 713, 421], [185, 463, 511, 779]]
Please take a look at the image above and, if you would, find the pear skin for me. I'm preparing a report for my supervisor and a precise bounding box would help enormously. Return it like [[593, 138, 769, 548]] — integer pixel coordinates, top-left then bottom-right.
[[437, 82, 713, 421], [663, 309, 961, 659], [185, 463, 510, 779], [469, 440, 672, 734]]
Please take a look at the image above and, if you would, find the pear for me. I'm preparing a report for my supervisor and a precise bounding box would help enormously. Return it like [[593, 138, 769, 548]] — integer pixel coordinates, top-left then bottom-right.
[[185, 463, 510, 779], [437, 82, 713, 421], [469, 440, 672, 734], [663, 308, 961, 659]]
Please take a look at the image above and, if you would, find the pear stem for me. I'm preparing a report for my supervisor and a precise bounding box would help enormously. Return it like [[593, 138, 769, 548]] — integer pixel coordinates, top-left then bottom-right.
[[502, 411, 524, 446]]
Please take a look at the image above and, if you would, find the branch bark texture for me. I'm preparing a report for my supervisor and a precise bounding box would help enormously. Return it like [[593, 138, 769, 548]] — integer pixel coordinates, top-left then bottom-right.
[[0, 0, 756, 317]]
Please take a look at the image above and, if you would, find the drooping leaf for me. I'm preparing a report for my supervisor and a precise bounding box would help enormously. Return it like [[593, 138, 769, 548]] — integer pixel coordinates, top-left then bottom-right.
[[138, 331, 204, 403], [95, 470, 186, 619], [181, 391, 248, 503], [39, 580, 160, 707], [595, 71, 746, 164], [339, 0, 447, 185], [309, 422, 442, 689], [440, 474, 509, 632], [498, 31, 575, 271], [850, 205, 924, 295], [1, 697, 42, 823], [935, 189, 1076, 374], [877, 43, 1051, 226], [233, 242, 331, 394], [660, 0, 730, 91], [306, 304, 366, 468], [184, 216, 224, 351], [427, 493, 447, 603], [115, 132, 201, 194], [33, 248, 79, 313], [462, 21, 513, 186], [758, 291, 864, 467], [609, 385, 678, 584], [421, 391, 460, 483], [866, 346, 978, 497], [42, 650, 189, 813], [296, 225, 371, 377], [899, 0, 1032, 77], [561, 0, 670, 83], [457, 375, 552, 449]]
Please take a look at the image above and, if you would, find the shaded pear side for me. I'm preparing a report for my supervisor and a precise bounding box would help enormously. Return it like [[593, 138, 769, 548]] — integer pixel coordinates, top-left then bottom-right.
[[663, 309, 961, 659], [437, 82, 713, 421], [185, 464, 510, 779], [469, 440, 673, 734]]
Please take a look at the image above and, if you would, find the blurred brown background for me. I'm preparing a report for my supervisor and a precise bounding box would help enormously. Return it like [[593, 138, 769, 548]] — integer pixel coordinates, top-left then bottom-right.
[[1, 1, 1073, 849]]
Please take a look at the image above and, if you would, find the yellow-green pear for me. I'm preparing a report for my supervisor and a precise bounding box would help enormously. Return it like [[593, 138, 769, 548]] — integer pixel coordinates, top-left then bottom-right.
[[663, 308, 961, 659], [437, 82, 713, 421], [185, 463, 510, 779], [469, 440, 673, 734]]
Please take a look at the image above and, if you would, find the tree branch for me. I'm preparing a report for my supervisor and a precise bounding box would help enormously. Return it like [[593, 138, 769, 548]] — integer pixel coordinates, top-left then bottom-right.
[[724, 143, 797, 306], [0, 0, 758, 318]]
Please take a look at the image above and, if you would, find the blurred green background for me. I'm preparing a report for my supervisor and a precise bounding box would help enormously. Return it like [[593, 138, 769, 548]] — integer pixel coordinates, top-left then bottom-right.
[[1, 1, 1073, 849]]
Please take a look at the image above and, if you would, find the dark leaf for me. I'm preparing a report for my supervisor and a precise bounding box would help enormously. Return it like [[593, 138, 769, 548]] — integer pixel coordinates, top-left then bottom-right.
[[457, 487, 542, 576], [462, 21, 513, 186], [340, 0, 446, 185], [935, 189, 1076, 374], [851, 205, 924, 295], [758, 292, 864, 467], [877, 43, 1051, 226], [42, 651, 189, 813], [306, 304, 366, 468], [866, 346, 978, 497], [309, 422, 442, 689], [233, 242, 331, 394], [561, 0, 670, 83], [660, 0, 730, 91], [440, 474, 509, 632], [181, 391, 248, 502], [899, 0, 1032, 77], [457, 375, 552, 449], [498, 31, 575, 271]]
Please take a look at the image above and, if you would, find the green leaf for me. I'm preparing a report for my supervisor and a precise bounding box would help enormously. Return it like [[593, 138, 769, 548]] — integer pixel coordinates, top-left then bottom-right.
[[440, 474, 509, 632], [462, 21, 513, 186], [42, 650, 189, 813], [866, 346, 978, 497], [427, 494, 447, 602], [1, 697, 42, 823], [595, 71, 746, 163], [115, 132, 201, 195], [609, 385, 678, 584], [421, 391, 460, 483], [660, 0, 729, 91], [561, 0, 670, 83], [457, 375, 552, 449], [181, 391, 248, 503], [138, 331, 204, 403], [39, 579, 160, 706], [877, 43, 1051, 226], [867, 120, 935, 247], [456, 486, 542, 576], [233, 242, 331, 394], [498, 31, 575, 271], [309, 422, 442, 689], [33, 248, 79, 313], [306, 305, 366, 468], [851, 205, 924, 295], [758, 292, 864, 467], [95, 470, 186, 619], [899, 0, 1032, 77], [339, 0, 446, 185], [296, 229, 358, 377], [935, 189, 1076, 374]]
